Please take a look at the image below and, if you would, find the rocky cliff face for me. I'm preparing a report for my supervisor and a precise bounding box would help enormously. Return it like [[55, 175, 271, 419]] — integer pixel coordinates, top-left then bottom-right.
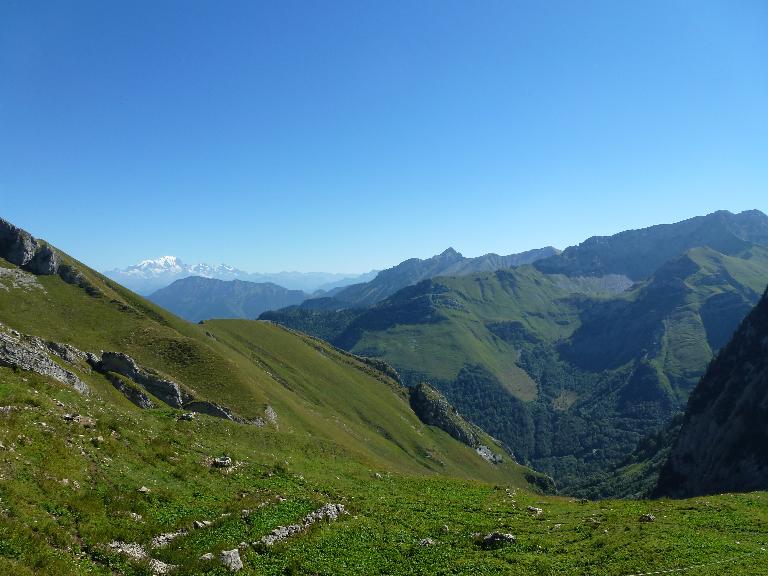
[[0, 322, 89, 394], [409, 382, 511, 465], [655, 286, 768, 497], [0, 218, 59, 275]]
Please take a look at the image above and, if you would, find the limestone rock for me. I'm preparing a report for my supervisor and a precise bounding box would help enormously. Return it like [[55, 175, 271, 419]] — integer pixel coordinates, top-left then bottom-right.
[[265, 405, 278, 428], [0, 325, 89, 394], [220, 548, 243, 572], [213, 456, 233, 468], [98, 351, 188, 408], [0, 218, 60, 275], [480, 532, 516, 549], [419, 538, 436, 546], [475, 444, 503, 464], [260, 503, 347, 546]]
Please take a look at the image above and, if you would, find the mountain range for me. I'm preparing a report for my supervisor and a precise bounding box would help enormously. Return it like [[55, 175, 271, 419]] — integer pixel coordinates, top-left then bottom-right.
[[263, 209, 768, 493], [104, 256, 377, 295], [148, 276, 308, 323], [301, 246, 560, 310], [2, 214, 768, 574], [141, 246, 560, 324], [655, 284, 768, 497]]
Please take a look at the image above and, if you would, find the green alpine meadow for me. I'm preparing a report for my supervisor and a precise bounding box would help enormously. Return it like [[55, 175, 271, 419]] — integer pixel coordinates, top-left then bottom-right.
[[3, 2, 768, 574], [2, 214, 768, 574]]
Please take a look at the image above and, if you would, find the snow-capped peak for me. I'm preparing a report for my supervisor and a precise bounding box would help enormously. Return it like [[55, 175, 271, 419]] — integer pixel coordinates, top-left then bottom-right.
[[136, 256, 184, 271]]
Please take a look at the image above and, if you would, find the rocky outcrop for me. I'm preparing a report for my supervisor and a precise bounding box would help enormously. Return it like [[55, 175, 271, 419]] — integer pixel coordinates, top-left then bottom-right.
[[259, 503, 347, 547], [104, 373, 155, 409], [409, 383, 479, 447], [0, 267, 45, 292], [655, 286, 768, 497], [0, 324, 89, 394], [183, 400, 235, 420], [57, 264, 101, 297], [94, 352, 190, 408], [89, 351, 264, 425], [107, 541, 176, 575], [0, 218, 59, 275], [475, 444, 503, 464]]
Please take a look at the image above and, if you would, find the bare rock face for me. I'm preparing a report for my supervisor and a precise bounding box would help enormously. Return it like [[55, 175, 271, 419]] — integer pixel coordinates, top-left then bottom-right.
[[0, 324, 89, 394], [97, 352, 188, 408], [409, 382, 479, 447], [183, 400, 235, 420], [0, 218, 59, 275], [0, 218, 37, 267], [26, 244, 60, 275]]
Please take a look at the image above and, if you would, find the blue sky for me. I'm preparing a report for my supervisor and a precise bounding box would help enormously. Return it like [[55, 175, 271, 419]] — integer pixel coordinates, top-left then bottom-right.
[[1, 1, 766, 273]]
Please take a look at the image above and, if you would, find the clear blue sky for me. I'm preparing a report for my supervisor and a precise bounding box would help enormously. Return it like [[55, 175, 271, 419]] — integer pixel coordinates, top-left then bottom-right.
[[1, 1, 766, 273]]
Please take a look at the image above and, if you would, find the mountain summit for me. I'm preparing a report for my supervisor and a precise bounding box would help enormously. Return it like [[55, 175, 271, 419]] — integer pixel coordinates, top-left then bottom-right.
[[104, 258, 377, 295]]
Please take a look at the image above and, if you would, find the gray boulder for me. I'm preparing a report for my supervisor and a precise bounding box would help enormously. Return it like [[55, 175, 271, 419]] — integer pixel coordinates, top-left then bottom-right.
[[480, 532, 516, 549], [219, 548, 243, 572]]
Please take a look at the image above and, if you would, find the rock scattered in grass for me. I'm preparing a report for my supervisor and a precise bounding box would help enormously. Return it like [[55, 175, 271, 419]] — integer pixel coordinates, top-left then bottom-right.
[[527, 506, 543, 516], [220, 548, 243, 572], [260, 503, 347, 546], [109, 541, 147, 561], [200, 552, 214, 561], [479, 532, 516, 549], [419, 538, 436, 546], [138, 486, 151, 493], [193, 519, 212, 529], [639, 513, 656, 523], [151, 529, 189, 549], [149, 558, 177, 575], [212, 456, 233, 468], [265, 405, 278, 428]]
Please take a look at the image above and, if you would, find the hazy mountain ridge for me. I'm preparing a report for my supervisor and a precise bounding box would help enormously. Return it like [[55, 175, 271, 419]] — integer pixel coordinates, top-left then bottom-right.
[[300, 246, 560, 309], [148, 276, 308, 323], [534, 209, 768, 280], [263, 210, 768, 493], [104, 256, 377, 295]]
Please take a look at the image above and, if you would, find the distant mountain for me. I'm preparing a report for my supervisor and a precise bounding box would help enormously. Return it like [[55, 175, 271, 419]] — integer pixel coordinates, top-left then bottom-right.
[[104, 256, 376, 295], [299, 246, 560, 309], [655, 285, 768, 498], [535, 209, 768, 280], [148, 276, 307, 323], [263, 210, 768, 494]]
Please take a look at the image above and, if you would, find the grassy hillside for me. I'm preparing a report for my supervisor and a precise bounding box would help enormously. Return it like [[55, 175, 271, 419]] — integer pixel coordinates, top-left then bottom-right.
[[2, 232, 768, 574], [273, 245, 768, 493], [0, 249, 533, 485], [3, 367, 768, 575]]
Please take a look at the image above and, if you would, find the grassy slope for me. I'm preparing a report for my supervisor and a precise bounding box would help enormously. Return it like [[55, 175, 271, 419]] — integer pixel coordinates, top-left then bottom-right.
[[2, 253, 768, 574], [2, 369, 768, 575], [0, 250, 533, 484], [330, 246, 768, 493]]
